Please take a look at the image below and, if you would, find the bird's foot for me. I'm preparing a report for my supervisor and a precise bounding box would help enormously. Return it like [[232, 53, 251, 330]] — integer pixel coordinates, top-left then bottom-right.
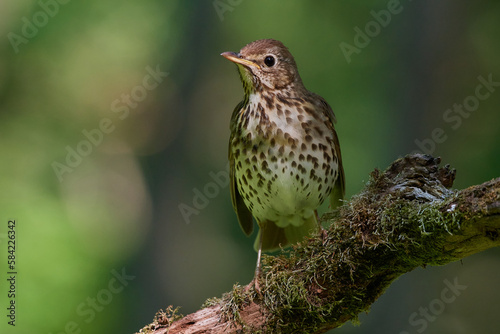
[[244, 277, 261, 294], [320, 226, 328, 245]]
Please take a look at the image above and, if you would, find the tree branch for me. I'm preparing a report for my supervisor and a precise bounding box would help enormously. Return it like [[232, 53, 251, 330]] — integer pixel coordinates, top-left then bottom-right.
[[138, 154, 500, 334]]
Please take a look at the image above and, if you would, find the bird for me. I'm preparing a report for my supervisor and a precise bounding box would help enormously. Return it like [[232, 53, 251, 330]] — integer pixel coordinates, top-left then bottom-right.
[[221, 39, 345, 291]]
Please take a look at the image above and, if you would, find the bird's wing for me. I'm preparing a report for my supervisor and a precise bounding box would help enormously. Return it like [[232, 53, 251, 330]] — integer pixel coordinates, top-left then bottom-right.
[[229, 101, 254, 236], [313, 95, 345, 208], [329, 125, 345, 208]]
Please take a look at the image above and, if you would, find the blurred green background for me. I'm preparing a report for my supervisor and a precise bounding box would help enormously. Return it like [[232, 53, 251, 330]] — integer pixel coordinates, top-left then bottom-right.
[[0, 1, 499, 333]]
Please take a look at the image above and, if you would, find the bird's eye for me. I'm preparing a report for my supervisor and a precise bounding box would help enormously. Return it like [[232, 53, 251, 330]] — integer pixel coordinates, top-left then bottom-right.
[[264, 56, 275, 67]]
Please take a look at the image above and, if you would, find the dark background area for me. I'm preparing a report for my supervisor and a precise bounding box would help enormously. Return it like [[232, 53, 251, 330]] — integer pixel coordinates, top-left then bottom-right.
[[1, 1, 499, 333]]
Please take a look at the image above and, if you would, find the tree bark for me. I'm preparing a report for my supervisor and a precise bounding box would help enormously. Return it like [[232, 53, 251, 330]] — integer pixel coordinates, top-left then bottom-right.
[[137, 154, 500, 334]]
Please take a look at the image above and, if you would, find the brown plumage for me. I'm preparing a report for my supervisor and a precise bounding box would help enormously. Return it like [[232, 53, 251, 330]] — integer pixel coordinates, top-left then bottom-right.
[[221, 39, 345, 290]]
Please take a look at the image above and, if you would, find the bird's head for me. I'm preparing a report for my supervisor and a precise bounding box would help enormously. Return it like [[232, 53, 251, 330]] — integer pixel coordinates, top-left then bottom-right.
[[221, 39, 302, 93]]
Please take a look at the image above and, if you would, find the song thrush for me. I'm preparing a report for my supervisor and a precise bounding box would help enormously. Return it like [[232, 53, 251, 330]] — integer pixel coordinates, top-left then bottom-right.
[[221, 39, 345, 290]]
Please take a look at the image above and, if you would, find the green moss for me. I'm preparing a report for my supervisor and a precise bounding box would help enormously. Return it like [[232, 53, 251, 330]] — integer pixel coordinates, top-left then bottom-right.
[[208, 187, 472, 333], [198, 157, 480, 332], [219, 284, 248, 324], [202, 284, 259, 332], [143, 156, 490, 333], [137, 305, 183, 333], [202, 295, 224, 308]]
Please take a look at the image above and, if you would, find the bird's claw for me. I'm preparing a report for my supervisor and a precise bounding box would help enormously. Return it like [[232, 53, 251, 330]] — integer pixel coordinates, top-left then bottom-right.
[[244, 277, 262, 294]]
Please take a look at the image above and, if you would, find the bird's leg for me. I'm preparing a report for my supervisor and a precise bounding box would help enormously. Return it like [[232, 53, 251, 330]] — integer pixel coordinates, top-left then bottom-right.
[[315, 210, 328, 242], [254, 238, 262, 292], [245, 232, 263, 293]]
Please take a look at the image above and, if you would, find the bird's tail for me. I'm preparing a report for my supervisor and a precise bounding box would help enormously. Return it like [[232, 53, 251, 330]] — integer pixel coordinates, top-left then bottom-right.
[[254, 214, 319, 252]]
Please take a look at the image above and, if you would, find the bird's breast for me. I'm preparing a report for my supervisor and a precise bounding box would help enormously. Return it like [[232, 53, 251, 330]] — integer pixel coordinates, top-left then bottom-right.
[[231, 96, 339, 224]]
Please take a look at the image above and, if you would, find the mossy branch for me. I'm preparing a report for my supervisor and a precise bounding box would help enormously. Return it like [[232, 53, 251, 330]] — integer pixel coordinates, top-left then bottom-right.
[[138, 154, 500, 334]]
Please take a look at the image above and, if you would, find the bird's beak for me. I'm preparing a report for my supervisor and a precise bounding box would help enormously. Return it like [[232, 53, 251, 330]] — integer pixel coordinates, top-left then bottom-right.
[[221, 51, 261, 70]]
